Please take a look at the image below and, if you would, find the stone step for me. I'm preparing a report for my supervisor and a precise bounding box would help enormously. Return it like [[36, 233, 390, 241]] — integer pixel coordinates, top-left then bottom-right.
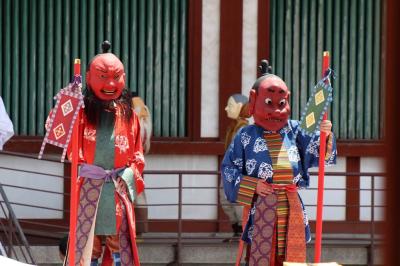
[[9, 234, 383, 265]]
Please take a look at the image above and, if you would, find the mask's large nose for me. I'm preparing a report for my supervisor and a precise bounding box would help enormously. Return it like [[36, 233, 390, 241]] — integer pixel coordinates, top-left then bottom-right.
[[104, 79, 116, 90]]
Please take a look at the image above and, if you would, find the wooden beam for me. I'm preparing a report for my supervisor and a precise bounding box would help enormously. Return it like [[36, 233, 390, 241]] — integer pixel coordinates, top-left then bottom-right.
[[218, 0, 244, 140], [187, 0, 203, 140], [3, 137, 226, 155], [3, 137, 385, 156]]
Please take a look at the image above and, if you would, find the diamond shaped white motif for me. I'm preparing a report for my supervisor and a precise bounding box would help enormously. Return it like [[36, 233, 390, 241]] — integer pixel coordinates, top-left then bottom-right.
[[61, 100, 73, 116], [53, 123, 66, 140]]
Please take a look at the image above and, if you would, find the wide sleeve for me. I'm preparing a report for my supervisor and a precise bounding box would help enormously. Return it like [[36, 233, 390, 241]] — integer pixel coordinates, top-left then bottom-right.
[[121, 114, 145, 201], [221, 128, 256, 206], [0, 97, 14, 150], [296, 123, 337, 170]]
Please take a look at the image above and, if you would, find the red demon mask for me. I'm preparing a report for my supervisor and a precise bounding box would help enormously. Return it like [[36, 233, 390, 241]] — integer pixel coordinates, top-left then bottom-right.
[[86, 53, 126, 101], [249, 75, 291, 131]]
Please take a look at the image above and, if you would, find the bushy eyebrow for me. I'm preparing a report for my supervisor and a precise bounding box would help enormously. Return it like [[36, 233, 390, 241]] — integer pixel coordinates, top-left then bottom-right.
[[267, 88, 286, 94], [95, 67, 107, 73]]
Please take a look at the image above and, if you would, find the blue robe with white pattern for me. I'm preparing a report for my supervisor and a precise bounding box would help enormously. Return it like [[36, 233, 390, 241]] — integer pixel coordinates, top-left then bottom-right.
[[221, 120, 337, 244]]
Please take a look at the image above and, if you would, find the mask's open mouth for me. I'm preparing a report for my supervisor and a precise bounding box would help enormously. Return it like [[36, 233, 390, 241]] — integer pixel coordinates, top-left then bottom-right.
[[266, 118, 283, 122], [101, 89, 117, 95]]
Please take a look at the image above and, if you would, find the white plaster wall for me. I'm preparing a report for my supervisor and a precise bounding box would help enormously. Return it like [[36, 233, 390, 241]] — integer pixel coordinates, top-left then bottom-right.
[[0, 154, 64, 219], [241, 0, 258, 98], [201, 0, 220, 138], [143, 155, 219, 220], [359, 157, 385, 221], [299, 156, 347, 221]]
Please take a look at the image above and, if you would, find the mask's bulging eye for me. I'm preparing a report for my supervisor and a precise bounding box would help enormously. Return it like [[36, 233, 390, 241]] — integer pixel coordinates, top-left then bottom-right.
[[279, 99, 286, 106], [265, 98, 272, 105]]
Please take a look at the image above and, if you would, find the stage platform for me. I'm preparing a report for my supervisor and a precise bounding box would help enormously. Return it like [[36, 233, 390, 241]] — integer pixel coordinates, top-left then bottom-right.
[[9, 233, 382, 266]]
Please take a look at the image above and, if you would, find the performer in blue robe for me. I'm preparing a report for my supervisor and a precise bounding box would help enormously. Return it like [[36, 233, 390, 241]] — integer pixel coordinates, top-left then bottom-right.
[[221, 61, 336, 265]]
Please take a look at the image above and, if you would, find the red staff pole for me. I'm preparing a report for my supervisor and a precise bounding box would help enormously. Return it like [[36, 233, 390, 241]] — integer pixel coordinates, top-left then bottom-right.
[[68, 58, 81, 266], [314, 51, 330, 262]]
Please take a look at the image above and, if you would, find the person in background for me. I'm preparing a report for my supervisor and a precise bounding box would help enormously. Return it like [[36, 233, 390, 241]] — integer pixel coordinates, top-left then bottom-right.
[[0, 96, 14, 150], [132, 95, 152, 155], [131, 95, 152, 234], [220, 93, 250, 240]]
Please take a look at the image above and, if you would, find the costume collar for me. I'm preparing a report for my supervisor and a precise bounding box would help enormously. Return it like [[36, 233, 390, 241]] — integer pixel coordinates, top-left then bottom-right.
[[263, 123, 291, 135]]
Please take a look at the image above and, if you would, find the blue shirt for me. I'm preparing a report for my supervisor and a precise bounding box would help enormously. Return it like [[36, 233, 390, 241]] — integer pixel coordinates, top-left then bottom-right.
[[221, 120, 337, 243]]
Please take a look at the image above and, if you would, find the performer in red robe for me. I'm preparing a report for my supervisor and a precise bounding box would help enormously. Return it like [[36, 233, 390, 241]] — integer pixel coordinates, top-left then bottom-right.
[[67, 41, 145, 266]]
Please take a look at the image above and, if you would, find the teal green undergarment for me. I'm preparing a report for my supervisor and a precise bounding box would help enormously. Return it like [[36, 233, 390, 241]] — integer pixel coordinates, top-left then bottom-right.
[[94, 110, 116, 235]]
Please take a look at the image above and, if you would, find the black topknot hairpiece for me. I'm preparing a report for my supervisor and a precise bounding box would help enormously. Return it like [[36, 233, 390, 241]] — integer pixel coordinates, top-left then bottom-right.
[[102, 40, 111, 53], [251, 60, 275, 92], [259, 59, 272, 76]]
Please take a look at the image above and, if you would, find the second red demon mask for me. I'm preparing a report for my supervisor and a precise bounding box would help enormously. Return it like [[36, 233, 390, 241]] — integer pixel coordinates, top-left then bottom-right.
[[249, 74, 291, 132]]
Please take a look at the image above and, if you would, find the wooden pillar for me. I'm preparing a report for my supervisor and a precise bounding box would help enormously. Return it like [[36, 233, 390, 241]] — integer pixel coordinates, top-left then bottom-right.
[[218, 0, 244, 140], [384, 0, 400, 265], [217, 0, 244, 232], [346, 157, 360, 221], [187, 0, 202, 140], [257, 0, 270, 68]]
